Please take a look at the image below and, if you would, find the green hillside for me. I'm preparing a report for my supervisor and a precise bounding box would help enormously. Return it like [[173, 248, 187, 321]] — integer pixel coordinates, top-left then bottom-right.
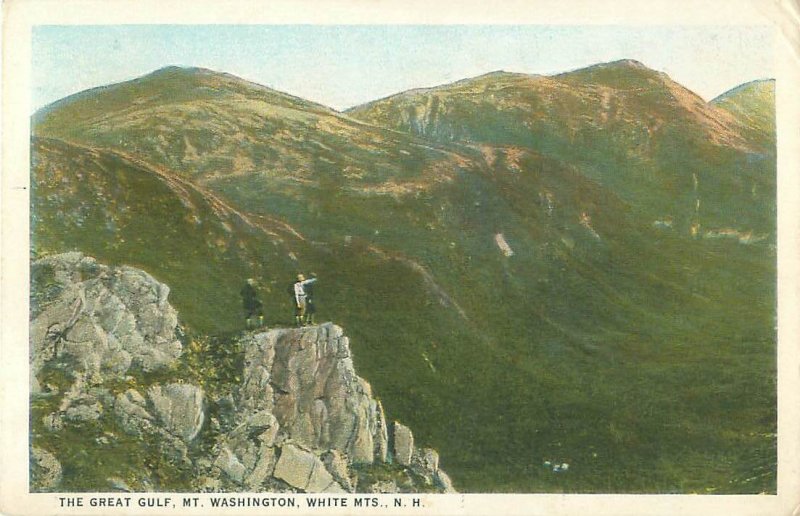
[[31, 136, 306, 331], [31, 65, 776, 493], [348, 60, 776, 239], [33, 66, 464, 189], [711, 79, 775, 148]]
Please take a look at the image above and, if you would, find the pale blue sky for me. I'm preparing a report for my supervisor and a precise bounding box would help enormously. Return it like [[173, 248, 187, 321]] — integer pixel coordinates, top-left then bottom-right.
[[32, 25, 774, 112]]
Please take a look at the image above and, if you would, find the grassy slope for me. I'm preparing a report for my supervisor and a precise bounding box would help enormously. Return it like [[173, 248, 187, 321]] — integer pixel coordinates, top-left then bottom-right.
[[31, 136, 305, 332], [31, 66, 776, 493], [711, 79, 776, 149], [33, 66, 463, 190], [347, 60, 776, 238]]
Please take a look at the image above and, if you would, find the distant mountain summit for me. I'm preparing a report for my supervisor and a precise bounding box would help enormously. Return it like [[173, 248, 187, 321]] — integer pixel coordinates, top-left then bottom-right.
[[555, 58, 665, 84], [347, 59, 775, 235], [32, 65, 468, 191], [712, 78, 775, 106], [34, 65, 334, 128], [711, 79, 775, 146], [348, 59, 751, 151]]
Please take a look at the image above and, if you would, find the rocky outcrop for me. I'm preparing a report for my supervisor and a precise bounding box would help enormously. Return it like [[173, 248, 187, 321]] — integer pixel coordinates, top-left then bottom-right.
[[236, 326, 388, 464], [30, 252, 184, 444], [201, 324, 453, 493], [30, 252, 181, 392], [30, 253, 455, 494]]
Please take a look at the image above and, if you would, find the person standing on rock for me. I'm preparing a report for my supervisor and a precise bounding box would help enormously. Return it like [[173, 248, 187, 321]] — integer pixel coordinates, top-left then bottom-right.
[[303, 274, 317, 326], [293, 272, 317, 327], [241, 278, 264, 329]]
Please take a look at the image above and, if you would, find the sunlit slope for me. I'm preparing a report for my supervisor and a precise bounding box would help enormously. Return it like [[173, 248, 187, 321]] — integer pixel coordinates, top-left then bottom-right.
[[348, 60, 776, 239], [33, 66, 467, 191], [711, 79, 775, 149]]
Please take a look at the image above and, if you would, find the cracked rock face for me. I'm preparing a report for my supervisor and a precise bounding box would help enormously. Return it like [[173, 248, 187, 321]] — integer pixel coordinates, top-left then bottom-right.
[[31, 252, 182, 394], [237, 325, 389, 465]]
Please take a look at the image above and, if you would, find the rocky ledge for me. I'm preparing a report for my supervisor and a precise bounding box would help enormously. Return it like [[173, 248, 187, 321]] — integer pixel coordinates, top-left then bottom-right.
[[30, 252, 455, 494]]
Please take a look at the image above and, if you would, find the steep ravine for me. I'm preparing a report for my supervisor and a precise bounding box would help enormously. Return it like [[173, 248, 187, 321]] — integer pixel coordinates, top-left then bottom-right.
[[30, 252, 455, 494]]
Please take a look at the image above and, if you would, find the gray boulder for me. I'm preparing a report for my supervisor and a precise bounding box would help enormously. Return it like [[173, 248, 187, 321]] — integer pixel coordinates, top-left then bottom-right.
[[392, 422, 415, 466], [114, 389, 154, 436], [272, 444, 344, 493], [435, 469, 457, 493], [410, 447, 453, 490], [214, 445, 248, 483], [147, 383, 205, 443], [413, 448, 439, 475], [64, 401, 103, 422]]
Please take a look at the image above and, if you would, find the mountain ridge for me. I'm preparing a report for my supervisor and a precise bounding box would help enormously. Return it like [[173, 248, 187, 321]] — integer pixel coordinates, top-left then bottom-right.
[[347, 58, 754, 149], [33, 65, 336, 125], [33, 65, 477, 193], [346, 59, 776, 237]]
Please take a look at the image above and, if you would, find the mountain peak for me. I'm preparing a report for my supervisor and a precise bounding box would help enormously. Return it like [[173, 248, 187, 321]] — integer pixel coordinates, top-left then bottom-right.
[[139, 65, 249, 87], [560, 58, 660, 78], [606, 58, 649, 69], [477, 70, 515, 78], [145, 65, 213, 77], [553, 58, 677, 93], [33, 64, 336, 132], [148, 64, 196, 74], [143, 65, 251, 84], [711, 78, 775, 104]]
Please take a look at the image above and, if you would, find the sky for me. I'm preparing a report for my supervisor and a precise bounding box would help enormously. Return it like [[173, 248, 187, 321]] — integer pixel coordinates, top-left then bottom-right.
[[31, 25, 774, 112]]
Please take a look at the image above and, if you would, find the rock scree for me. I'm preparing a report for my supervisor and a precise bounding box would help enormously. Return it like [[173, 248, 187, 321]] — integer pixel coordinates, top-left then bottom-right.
[[30, 252, 455, 493]]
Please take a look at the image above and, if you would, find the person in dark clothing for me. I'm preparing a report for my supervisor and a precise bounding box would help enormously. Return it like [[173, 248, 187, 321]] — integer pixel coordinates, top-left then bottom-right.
[[241, 278, 264, 329], [303, 275, 316, 326]]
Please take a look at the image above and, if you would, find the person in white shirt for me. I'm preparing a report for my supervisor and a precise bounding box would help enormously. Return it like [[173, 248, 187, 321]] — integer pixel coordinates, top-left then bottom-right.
[[293, 273, 317, 326]]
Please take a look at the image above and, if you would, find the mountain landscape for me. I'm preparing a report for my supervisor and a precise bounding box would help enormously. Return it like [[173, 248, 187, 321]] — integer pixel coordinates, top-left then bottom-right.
[[348, 60, 775, 236], [30, 60, 776, 493]]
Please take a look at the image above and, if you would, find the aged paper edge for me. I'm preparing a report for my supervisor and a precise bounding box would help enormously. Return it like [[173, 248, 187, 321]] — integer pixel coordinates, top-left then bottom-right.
[[2, 0, 799, 514]]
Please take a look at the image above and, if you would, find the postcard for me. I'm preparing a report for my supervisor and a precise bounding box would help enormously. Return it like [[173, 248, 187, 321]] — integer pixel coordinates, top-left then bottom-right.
[[3, 0, 800, 514]]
